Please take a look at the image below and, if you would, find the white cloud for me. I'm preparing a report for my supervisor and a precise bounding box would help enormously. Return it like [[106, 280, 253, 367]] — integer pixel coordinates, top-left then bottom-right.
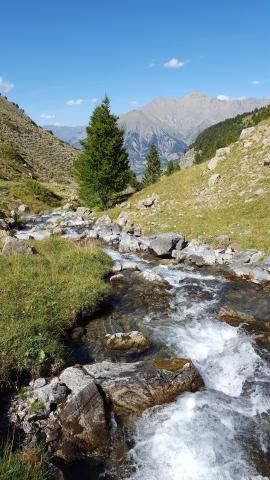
[[130, 100, 138, 106], [40, 113, 55, 119], [164, 58, 185, 69], [251, 80, 260, 85], [233, 96, 246, 101], [149, 62, 156, 68], [0, 76, 14, 93], [217, 94, 230, 101], [90, 97, 98, 104], [53, 122, 61, 127], [66, 98, 84, 106]]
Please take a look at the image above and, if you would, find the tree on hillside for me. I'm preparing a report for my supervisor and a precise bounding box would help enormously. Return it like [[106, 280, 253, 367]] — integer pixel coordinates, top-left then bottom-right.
[[142, 144, 161, 186], [165, 160, 181, 176], [74, 96, 130, 209]]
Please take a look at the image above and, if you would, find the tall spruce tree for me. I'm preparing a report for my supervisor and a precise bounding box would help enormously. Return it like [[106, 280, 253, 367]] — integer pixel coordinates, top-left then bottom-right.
[[74, 96, 130, 209], [142, 144, 161, 186]]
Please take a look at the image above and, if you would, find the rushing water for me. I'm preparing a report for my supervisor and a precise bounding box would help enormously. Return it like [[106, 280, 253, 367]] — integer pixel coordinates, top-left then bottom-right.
[[104, 249, 270, 480], [15, 218, 270, 480]]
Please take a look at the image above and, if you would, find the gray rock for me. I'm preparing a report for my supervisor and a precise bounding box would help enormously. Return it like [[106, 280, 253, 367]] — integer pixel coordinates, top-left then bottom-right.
[[59, 366, 93, 395], [149, 232, 181, 257], [116, 211, 129, 227], [119, 233, 141, 253], [110, 273, 125, 283], [140, 269, 164, 283], [175, 236, 186, 251], [1, 236, 36, 255], [137, 196, 158, 209], [95, 215, 112, 227], [208, 173, 221, 187], [240, 127, 255, 139], [112, 261, 122, 273], [175, 241, 216, 266], [215, 235, 230, 244]]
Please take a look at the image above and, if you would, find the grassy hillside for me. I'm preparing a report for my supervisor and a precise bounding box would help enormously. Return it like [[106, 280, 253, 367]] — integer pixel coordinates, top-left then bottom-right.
[[192, 104, 270, 164], [0, 95, 78, 183], [107, 118, 270, 252], [0, 237, 111, 383], [0, 95, 79, 212]]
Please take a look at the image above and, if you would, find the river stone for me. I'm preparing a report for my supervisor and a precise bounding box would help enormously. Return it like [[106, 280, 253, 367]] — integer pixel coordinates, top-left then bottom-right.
[[1, 236, 36, 255], [140, 269, 164, 283], [103, 331, 150, 352], [119, 233, 141, 253], [84, 360, 203, 415], [58, 381, 109, 460], [149, 232, 181, 258], [116, 211, 129, 227]]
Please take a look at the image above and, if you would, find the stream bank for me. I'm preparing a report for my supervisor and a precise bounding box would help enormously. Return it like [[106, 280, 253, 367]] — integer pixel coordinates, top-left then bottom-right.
[[3, 207, 270, 479]]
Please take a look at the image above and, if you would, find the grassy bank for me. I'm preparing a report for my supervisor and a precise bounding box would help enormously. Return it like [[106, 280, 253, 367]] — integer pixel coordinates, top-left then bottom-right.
[[0, 237, 112, 383], [0, 444, 48, 480], [106, 119, 270, 252], [0, 179, 68, 214]]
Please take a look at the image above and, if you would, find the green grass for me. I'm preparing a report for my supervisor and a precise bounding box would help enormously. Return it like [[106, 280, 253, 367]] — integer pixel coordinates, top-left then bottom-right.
[[0, 444, 48, 480], [0, 237, 112, 383], [106, 119, 270, 252], [0, 179, 64, 214]]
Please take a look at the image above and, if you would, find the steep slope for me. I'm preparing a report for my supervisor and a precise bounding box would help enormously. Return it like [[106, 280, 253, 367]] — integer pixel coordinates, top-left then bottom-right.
[[107, 118, 270, 252], [45, 92, 270, 175], [0, 95, 78, 184]]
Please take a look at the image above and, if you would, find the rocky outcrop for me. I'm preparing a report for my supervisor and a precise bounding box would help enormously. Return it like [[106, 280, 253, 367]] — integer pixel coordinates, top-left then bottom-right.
[[137, 196, 158, 209], [103, 331, 150, 352], [83, 359, 203, 415], [10, 358, 202, 461]]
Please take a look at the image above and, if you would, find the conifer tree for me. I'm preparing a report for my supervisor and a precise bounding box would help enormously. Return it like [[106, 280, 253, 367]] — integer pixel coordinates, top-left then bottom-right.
[[165, 159, 175, 176], [142, 144, 161, 186], [74, 96, 130, 209]]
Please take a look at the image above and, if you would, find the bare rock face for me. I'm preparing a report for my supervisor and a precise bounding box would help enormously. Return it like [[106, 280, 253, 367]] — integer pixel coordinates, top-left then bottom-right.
[[84, 359, 203, 416], [1, 236, 36, 255], [103, 331, 150, 352]]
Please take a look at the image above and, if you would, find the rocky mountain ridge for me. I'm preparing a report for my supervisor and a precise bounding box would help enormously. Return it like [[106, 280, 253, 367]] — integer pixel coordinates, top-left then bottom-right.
[[45, 92, 270, 174]]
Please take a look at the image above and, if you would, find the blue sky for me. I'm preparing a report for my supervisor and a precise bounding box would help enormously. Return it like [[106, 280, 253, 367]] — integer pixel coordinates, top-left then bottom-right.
[[1, 0, 270, 126]]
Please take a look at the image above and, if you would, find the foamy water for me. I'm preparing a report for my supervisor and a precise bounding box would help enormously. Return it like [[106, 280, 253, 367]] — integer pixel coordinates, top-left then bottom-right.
[[108, 251, 270, 480]]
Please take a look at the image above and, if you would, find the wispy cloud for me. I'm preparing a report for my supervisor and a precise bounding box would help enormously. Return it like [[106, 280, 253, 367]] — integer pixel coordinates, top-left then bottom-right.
[[149, 62, 156, 68], [217, 94, 230, 101], [40, 113, 55, 119], [251, 80, 260, 85], [66, 98, 84, 106], [53, 122, 61, 127], [0, 76, 14, 93], [90, 97, 98, 104], [130, 100, 138, 106], [164, 58, 185, 69]]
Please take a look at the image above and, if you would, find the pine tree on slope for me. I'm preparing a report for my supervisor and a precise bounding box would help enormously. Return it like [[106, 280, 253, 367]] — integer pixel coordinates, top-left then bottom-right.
[[142, 144, 161, 186], [74, 96, 130, 209]]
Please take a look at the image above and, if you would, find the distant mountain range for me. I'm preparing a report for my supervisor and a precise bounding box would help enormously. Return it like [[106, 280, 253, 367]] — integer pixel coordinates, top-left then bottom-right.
[[45, 92, 270, 175]]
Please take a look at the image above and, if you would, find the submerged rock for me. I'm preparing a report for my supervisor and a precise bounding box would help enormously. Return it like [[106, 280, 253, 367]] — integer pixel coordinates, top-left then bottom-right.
[[103, 331, 150, 352]]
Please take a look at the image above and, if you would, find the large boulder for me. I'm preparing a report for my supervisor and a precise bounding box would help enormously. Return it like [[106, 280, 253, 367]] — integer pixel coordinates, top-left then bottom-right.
[[103, 331, 150, 352], [95, 215, 112, 228], [84, 359, 203, 416], [149, 232, 182, 258], [173, 240, 216, 266], [1, 236, 36, 255]]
